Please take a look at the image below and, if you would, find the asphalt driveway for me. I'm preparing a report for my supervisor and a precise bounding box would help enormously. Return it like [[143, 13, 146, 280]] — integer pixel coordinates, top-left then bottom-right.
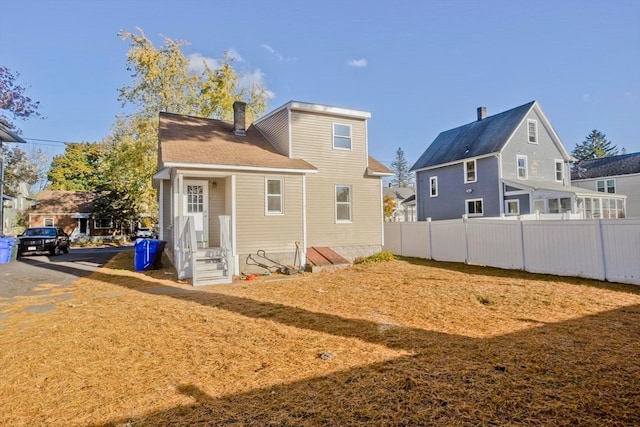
[[0, 246, 131, 300]]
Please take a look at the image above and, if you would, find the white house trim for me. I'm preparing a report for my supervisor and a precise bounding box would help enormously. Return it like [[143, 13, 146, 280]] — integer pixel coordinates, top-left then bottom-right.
[[411, 152, 497, 173], [163, 162, 317, 174]]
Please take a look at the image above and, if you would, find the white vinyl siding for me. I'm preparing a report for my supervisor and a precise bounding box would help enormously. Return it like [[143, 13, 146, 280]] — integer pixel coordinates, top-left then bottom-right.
[[466, 198, 484, 217], [265, 177, 284, 215], [517, 155, 528, 179], [253, 108, 291, 156], [289, 111, 382, 248], [527, 119, 538, 143], [333, 123, 352, 150], [464, 160, 477, 183], [430, 176, 438, 197], [235, 172, 304, 256]]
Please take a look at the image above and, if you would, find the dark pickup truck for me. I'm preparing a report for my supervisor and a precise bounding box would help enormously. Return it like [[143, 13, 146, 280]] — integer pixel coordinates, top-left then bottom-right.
[[18, 227, 70, 256]]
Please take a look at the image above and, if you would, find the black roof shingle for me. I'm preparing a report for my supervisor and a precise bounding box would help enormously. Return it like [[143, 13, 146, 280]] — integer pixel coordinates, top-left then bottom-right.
[[410, 101, 535, 171], [571, 152, 640, 180]]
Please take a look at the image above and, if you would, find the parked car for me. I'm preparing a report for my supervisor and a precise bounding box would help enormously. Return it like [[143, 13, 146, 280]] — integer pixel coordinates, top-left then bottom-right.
[[135, 227, 155, 238], [18, 227, 70, 256]]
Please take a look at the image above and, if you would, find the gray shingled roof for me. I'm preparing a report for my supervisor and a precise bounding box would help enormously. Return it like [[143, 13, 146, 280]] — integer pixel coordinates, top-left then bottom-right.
[[571, 152, 640, 180], [410, 101, 535, 171]]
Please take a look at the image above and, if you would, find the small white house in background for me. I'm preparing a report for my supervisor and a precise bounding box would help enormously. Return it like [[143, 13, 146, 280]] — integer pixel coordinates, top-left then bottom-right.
[[2, 182, 34, 235], [571, 152, 640, 218], [410, 101, 627, 221], [154, 101, 392, 285], [383, 186, 416, 222]]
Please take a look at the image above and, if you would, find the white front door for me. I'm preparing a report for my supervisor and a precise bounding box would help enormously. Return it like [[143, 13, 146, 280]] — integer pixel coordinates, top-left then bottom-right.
[[183, 180, 209, 248]]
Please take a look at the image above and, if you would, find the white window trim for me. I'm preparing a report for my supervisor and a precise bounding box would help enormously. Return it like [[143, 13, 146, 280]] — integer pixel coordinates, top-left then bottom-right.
[[505, 199, 520, 215], [596, 178, 616, 194], [43, 218, 54, 227], [527, 119, 538, 144], [265, 177, 284, 215], [464, 159, 477, 183], [94, 218, 113, 229], [335, 185, 352, 223], [555, 159, 564, 182], [465, 198, 484, 217], [517, 155, 528, 180], [332, 122, 352, 150], [430, 176, 438, 197]]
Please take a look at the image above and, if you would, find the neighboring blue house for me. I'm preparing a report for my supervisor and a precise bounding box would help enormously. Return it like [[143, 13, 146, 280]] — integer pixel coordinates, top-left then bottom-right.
[[410, 101, 626, 221]]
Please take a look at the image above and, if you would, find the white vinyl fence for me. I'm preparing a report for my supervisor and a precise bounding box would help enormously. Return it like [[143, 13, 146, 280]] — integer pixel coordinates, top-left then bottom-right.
[[384, 218, 640, 285]]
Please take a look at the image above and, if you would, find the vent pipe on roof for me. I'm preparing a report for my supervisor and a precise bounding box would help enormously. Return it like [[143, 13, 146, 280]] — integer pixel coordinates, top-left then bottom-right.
[[233, 101, 247, 136], [477, 106, 487, 121]]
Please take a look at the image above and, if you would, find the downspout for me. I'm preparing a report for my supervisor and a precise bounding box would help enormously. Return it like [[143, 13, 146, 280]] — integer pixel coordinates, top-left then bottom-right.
[[231, 174, 238, 275], [302, 174, 307, 267], [497, 153, 504, 215]]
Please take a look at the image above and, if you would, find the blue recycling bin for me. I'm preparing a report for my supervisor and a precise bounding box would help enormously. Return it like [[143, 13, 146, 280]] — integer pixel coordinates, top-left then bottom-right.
[[134, 238, 160, 271], [0, 237, 16, 264]]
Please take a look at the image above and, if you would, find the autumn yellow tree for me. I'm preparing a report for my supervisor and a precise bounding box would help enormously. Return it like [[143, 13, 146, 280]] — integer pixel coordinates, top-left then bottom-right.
[[98, 28, 270, 227]]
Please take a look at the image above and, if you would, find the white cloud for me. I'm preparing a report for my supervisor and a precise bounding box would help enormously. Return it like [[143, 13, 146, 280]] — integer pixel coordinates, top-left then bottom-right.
[[261, 43, 296, 63], [226, 48, 244, 62], [188, 53, 221, 74], [239, 69, 275, 99], [348, 58, 368, 68]]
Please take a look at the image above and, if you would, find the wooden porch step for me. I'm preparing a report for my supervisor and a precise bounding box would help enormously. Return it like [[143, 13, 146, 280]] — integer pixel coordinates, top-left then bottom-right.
[[306, 247, 351, 273], [193, 247, 232, 286]]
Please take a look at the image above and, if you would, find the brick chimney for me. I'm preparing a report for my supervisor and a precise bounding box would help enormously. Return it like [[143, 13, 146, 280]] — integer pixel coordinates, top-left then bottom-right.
[[477, 106, 487, 121], [233, 101, 246, 136]]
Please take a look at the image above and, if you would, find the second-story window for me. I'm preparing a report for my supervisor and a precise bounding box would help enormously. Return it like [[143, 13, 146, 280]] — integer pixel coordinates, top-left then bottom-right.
[[596, 179, 615, 193], [555, 160, 564, 182], [333, 123, 352, 150], [527, 119, 538, 144], [464, 160, 476, 183], [517, 155, 528, 179]]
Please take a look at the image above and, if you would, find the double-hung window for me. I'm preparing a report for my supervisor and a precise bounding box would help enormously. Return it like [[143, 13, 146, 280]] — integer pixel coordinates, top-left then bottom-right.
[[596, 179, 615, 193], [505, 200, 520, 215], [466, 198, 484, 217], [335, 185, 352, 222], [333, 123, 352, 150], [44, 218, 54, 227], [517, 155, 528, 179], [265, 178, 284, 215], [527, 119, 538, 143], [430, 176, 438, 197], [94, 218, 113, 229], [555, 160, 564, 182], [464, 160, 476, 183]]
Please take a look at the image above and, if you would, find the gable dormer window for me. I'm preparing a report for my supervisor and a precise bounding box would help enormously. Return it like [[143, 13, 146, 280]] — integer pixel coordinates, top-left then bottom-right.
[[333, 123, 352, 150], [527, 119, 538, 144], [464, 160, 476, 183]]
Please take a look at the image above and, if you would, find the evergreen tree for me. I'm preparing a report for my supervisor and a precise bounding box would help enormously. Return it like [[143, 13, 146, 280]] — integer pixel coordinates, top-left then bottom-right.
[[390, 147, 413, 187], [572, 130, 618, 160]]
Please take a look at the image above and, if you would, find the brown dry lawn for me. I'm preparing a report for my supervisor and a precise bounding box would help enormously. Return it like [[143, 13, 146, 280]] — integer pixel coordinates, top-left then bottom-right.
[[1, 252, 639, 426]]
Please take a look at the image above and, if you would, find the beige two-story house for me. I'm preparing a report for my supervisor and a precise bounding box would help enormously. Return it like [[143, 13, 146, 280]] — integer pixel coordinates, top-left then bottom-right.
[[154, 101, 392, 285]]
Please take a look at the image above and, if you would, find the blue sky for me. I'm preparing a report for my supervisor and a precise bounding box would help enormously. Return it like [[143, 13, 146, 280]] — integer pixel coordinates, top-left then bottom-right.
[[1, 0, 639, 167]]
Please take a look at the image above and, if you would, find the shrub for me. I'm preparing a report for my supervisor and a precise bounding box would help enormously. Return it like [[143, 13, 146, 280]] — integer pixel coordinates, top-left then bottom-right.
[[354, 251, 395, 265]]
